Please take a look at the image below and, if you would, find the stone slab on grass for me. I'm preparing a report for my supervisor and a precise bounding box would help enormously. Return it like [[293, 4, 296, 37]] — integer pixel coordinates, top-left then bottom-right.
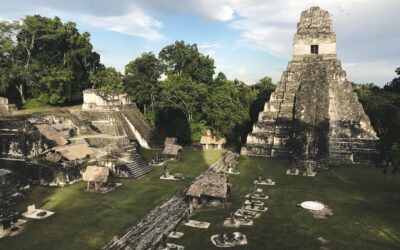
[[286, 169, 300, 175], [210, 234, 248, 247], [255, 180, 275, 186], [184, 220, 210, 229], [0, 219, 26, 238], [162, 243, 185, 250], [303, 172, 317, 177], [223, 218, 254, 228], [223, 218, 240, 228], [160, 175, 184, 181], [234, 209, 261, 219], [244, 194, 269, 200], [244, 199, 264, 205], [23, 209, 54, 219], [244, 205, 268, 213], [168, 232, 184, 239]]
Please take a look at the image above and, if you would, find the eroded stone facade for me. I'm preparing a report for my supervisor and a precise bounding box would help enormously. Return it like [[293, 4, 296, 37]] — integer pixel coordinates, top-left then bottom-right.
[[241, 7, 378, 164]]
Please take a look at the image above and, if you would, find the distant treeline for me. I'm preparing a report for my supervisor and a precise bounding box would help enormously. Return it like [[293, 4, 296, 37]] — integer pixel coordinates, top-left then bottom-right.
[[352, 70, 400, 166]]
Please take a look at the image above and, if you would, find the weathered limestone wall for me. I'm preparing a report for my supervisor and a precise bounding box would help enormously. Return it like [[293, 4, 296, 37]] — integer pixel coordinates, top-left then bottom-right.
[[293, 7, 336, 59], [82, 89, 131, 111], [75, 104, 157, 149], [241, 6, 378, 164], [0, 97, 17, 116], [79, 89, 158, 148], [293, 43, 336, 57]]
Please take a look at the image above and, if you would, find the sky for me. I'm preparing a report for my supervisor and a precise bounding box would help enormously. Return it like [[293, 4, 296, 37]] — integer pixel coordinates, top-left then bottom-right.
[[0, 0, 399, 86]]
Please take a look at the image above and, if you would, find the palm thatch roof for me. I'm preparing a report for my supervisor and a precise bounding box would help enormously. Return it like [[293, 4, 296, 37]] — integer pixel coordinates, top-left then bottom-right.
[[82, 166, 109, 183], [164, 137, 177, 145], [200, 130, 226, 145], [163, 144, 182, 156], [186, 170, 228, 199], [224, 151, 236, 165], [35, 124, 68, 146], [53, 143, 93, 161], [0, 168, 12, 177], [200, 135, 226, 145]]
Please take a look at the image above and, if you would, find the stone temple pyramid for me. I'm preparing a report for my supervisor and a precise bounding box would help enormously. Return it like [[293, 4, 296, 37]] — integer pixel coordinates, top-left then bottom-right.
[[241, 6, 378, 164]]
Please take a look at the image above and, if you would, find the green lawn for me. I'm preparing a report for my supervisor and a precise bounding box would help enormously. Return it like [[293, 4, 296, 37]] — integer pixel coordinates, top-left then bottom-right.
[[0, 149, 225, 250], [170, 157, 400, 250]]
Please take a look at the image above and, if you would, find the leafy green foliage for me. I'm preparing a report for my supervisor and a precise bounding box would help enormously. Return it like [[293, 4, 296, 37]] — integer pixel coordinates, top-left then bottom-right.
[[353, 70, 400, 166], [0, 15, 101, 105], [203, 78, 251, 137], [159, 40, 215, 84], [124, 52, 163, 116], [123, 42, 275, 145], [384, 67, 400, 94], [89, 67, 124, 94], [158, 74, 207, 122]]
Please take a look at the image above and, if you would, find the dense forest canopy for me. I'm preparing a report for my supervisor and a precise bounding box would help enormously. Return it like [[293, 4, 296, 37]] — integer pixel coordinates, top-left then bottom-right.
[[0, 15, 399, 165], [0, 16, 102, 105]]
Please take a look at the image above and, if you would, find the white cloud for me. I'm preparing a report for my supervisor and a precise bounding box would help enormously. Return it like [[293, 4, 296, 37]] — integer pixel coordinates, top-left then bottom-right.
[[136, 0, 234, 22], [0, 1, 165, 42], [198, 42, 223, 49], [236, 67, 248, 76], [82, 5, 164, 41], [343, 60, 397, 84]]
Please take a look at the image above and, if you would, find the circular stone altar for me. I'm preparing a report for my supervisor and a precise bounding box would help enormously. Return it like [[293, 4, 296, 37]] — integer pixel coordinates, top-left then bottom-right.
[[300, 201, 325, 211]]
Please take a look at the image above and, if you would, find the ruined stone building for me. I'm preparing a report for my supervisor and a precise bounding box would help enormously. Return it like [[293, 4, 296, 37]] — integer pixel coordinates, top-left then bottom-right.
[[78, 89, 159, 148], [0, 97, 17, 116], [241, 7, 378, 164]]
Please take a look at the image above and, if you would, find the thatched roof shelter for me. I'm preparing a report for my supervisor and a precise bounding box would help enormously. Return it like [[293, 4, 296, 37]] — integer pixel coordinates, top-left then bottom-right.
[[164, 137, 177, 145], [35, 124, 68, 146], [186, 170, 228, 199], [82, 166, 109, 183], [163, 144, 182, 156], [200, 136, 226, 145], [200, 130, 226, 149], [53, 143, 93, 161]]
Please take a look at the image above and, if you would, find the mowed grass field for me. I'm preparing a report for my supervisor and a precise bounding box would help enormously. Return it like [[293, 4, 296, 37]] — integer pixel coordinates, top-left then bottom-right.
[[0, 149, 225, 250], [170, 157, 400, 250]]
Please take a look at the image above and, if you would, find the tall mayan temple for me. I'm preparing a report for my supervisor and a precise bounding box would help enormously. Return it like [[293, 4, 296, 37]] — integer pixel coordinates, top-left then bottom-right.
[[241, 6, 378, 164]]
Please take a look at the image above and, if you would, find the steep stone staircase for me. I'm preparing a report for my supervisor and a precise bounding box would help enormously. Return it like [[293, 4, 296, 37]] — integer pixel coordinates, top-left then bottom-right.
[[118, 143, 152, 179]]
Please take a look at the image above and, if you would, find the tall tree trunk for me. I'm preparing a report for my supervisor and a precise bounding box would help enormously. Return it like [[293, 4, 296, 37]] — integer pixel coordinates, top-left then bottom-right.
[[16, 84, 25, 104]]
